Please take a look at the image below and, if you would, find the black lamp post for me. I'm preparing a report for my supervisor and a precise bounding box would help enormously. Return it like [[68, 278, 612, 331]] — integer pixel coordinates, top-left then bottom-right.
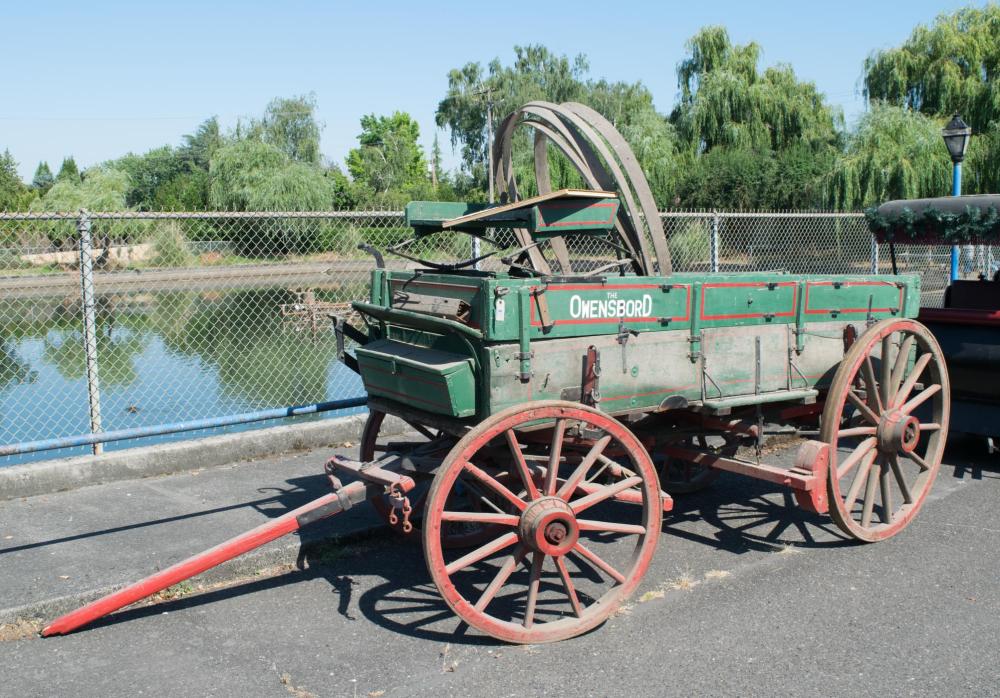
[[942, 114, 972, 280]]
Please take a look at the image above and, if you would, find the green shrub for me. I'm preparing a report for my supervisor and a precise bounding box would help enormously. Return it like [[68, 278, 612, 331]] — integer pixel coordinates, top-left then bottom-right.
[[149, 222, 195, 267], [668, 221, 710, 270]]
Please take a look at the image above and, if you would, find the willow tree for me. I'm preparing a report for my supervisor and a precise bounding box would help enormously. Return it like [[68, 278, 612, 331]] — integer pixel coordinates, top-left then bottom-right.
[[863, 5, 1000, 133], [826, 104, 951, 210], [673, 26, 842, 155]]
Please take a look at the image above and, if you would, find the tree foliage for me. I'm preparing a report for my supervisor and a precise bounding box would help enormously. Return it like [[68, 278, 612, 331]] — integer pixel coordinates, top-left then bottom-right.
[[32, 162, 54, 194], [35, 167, 131, 212], [346, 112, 428, 195], [0, 150, 33, 211], [208, 139, 333, 212], [251, 94, 322, 165], [826, 104, 951, 209], [673, 26, 842, 154], [864, 5, 1000, 132], [56, 156, 80, 183]]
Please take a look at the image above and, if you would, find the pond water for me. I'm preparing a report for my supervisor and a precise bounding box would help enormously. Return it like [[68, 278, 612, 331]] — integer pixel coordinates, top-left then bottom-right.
[[1, 287, 365, 466]]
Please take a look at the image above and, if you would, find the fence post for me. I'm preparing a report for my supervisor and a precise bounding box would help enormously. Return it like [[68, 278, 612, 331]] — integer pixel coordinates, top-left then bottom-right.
[[869, 234, 879, 275], [77, 209, 104, 455], [710, 211, 720, 273]]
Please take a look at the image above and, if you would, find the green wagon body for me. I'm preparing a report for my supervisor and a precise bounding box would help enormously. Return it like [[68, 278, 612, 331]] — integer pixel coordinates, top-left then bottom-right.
[[354, 268, 921, 421]]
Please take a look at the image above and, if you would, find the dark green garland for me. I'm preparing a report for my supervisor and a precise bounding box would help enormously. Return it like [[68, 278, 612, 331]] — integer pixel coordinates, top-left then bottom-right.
[[865, 204, 1000, 242]]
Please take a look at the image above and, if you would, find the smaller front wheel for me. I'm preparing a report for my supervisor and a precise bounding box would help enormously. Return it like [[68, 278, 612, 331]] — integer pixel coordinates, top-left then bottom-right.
[[822, 319, 949, 542], [423, 401, 662, 644]]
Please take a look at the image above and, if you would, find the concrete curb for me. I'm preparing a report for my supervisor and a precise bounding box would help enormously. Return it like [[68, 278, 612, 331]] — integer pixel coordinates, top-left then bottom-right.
[[0, 413, 407, 502], [0, 520, 393, 628]]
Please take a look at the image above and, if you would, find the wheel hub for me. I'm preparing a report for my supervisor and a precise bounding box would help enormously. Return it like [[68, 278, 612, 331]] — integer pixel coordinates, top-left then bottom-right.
[[519, 497, 579, 556], [877, 409, 921, 454]]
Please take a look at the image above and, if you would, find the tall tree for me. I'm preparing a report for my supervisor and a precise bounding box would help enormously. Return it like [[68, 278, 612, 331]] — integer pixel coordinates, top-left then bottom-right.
[[0, 150, 30, 211], [346, 112, 427, 194], [180, 117, 224, 170], [436, 45, 589, 175], [56, 156, 80, 183], [208, 139, 333, 212], [253, 94, 322, 165], [111, 146, 188, 210], [672, 26, 842, 155], [863, 5, 1000, 133], [825, 104, 951, 209], [32, 162, 54, 194]]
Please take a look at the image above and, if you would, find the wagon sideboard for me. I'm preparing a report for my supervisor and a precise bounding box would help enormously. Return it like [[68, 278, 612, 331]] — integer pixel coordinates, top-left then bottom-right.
[[355, 270, 921, 419]]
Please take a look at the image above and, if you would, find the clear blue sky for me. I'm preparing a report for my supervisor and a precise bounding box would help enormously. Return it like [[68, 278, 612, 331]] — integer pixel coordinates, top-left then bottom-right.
[[3, 0, 978, 180]]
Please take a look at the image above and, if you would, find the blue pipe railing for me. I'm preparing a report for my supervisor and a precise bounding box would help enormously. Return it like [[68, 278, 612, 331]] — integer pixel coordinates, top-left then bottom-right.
[[0, 397, 367, 458]]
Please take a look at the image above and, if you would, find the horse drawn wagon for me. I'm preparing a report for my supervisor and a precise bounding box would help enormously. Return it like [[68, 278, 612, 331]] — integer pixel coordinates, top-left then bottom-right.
[[43, 102, 951, 643]]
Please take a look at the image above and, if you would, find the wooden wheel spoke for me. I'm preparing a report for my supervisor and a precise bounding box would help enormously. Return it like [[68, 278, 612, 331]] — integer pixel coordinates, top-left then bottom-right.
[[572, 542, 627, 584], [474, 546, 528, 612], [844, 449, 877, 511], [900, 383, 941, 415], [440, 511, 520, 526], [893, 353, 932, 408], [836, 437, 876, 478], [919, 423, 941, 432], [860, 461, 880, 528], [880, 335, 894, 407], [837, 426, 877, 438], [904, 449, 931, 472], [888, 454, 913, 504], [888, 335, 915, 404], [505, 430, 541, 501], [557, 435, 612, 501], [444, 531, 519, 575], [545, 419, 567, 496], [462, 461, 528, 512], [861, 356, 884, 414], [576, 519, 646, 536], [523, 552, 544, 629], [878, 461, 893, 524], [846, 390, 880, 425], [555, 557, 583, 617], [570, 476, 643, 515]]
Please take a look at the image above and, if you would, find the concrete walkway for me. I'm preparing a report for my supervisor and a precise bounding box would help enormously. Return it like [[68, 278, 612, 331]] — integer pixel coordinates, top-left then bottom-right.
[[0, 443, 386, 627]]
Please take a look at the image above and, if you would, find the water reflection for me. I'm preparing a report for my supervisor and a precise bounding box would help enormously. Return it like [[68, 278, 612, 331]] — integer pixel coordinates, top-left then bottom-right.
[[0, 340, 34, 389], [1, 286, 357, 463]]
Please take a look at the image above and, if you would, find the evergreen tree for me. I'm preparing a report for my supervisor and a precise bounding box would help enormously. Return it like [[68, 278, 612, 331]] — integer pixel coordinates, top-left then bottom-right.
[[56, 156, 80, 183], [32, 161, 54, 193]]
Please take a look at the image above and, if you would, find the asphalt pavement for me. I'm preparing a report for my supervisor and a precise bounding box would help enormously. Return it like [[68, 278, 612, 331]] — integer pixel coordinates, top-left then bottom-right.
[[1, 435, 997, 697]]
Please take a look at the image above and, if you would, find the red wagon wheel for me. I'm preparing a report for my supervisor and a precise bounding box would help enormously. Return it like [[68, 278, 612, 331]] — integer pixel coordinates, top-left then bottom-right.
[[423, 400, 662, 644], [821, 319, 950, 542]]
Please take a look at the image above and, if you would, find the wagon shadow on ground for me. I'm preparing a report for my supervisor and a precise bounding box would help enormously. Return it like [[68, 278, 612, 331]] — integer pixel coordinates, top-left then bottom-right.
[[75, 439, 993, 644]]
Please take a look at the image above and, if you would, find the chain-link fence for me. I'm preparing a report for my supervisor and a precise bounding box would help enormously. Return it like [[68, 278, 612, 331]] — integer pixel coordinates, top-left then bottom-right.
[[0, 209, 988, 466]]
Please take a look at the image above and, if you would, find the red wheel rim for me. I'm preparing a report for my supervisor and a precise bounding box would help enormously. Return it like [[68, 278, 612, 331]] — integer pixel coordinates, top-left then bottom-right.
[[423, 401, 661, 644], [822, 319, 950, 542]]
